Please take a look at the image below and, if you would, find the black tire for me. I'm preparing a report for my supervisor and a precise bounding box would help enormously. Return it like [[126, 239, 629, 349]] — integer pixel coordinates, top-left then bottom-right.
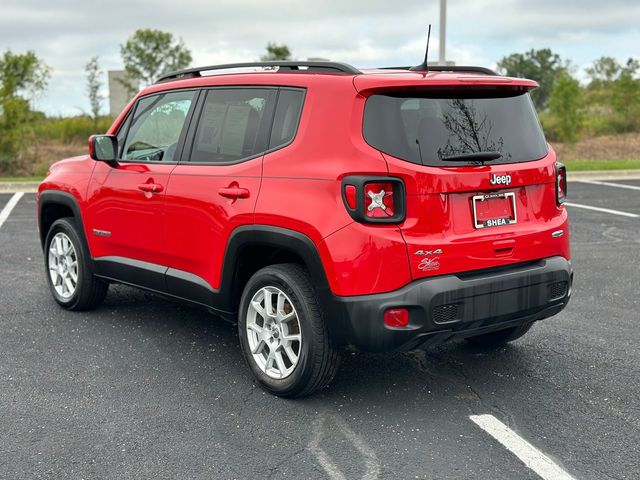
[[238, 263, 340, 398], [465, 322, 534, 347], [44, 217, 108, 311]]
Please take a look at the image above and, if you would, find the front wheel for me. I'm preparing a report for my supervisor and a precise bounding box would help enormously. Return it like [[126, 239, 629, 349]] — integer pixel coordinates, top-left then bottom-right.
[[44, 218, 108, 311], [465, 322, 534, 347], [238, 264, 340, 398]]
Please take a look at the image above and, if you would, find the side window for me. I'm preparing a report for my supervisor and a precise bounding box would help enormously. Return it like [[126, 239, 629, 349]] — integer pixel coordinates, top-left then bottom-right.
[[189, 89, 274, 164], [122, 90, 195, 162], [269, 89, 305, 149]]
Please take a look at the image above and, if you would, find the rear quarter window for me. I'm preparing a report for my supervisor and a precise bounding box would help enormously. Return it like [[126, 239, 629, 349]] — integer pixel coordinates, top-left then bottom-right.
[[363, 90, 548, 166]]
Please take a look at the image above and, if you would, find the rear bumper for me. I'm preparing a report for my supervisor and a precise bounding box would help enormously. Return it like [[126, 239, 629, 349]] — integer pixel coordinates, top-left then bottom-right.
[[329, 256, 572, 351]]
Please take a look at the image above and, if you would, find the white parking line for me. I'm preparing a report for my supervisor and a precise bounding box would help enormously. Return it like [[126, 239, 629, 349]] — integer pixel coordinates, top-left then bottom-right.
[[0, 192, 24, 229], [308, 413, 380, 480], [470, 415, 575, 480], [564, 202, 639, 218], [575, 179, 640, 191]]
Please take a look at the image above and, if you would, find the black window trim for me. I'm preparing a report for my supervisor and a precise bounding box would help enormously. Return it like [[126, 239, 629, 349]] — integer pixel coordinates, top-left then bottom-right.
[[115, 88, 202, 165], [178, 85, 307, 167]]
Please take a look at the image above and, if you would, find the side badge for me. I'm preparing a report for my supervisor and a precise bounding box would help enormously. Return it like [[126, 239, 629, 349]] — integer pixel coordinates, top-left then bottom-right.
[[418, 258, 440, 271], [92, 229, 111, 238]]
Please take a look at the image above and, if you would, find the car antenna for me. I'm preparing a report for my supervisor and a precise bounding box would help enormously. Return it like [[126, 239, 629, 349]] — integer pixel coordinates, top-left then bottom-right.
[[410, 24, 431, 72]]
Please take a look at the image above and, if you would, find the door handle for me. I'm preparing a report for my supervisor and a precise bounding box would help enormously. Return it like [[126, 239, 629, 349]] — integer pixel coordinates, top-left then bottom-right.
[[218, 187, 250, 199], [137, 183, 164, 193]]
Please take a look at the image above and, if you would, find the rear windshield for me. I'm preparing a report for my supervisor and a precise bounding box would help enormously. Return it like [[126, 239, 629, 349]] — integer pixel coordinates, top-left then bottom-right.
[[363, 90, 548, 166]]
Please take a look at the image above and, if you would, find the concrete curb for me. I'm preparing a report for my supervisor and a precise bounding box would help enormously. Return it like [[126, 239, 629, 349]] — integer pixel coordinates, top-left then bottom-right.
[[568, 169, 640, 180], [1, 170, 639, 193], [0, 182, 40, 193]]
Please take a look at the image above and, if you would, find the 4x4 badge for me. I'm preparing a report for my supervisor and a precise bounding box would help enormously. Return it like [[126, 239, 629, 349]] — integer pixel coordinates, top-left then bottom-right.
[[415, 248, 443, 256]]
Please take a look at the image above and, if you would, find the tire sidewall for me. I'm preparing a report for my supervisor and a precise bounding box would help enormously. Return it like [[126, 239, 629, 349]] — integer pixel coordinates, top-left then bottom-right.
[[238, 268, 317, 396], [44, 218, 87, 309]]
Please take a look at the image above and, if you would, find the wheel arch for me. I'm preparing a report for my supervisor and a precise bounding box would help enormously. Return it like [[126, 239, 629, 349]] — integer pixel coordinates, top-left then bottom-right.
[[220, 226, 335, 316], [38, 190, 87, 251]]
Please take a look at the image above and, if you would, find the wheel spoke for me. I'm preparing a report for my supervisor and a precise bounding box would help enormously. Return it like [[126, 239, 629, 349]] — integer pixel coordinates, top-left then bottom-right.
[[64, 276, 74, 293], [276, 292, 286, 318], [282, 333, 301, 342], [251, 339, 266, 355], [263, 289, 274, 317], [247, 322, 263, 335], [55, 236, 63, 256], [279, 310, 295, 322], [284, 344, 298, 365], [251, 300, 266, 319], [265, 349, 276, 371], [274, 349, 287, 374]]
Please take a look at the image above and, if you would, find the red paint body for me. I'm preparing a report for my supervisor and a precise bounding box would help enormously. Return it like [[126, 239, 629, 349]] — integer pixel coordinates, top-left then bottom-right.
[[38, 68, 570, 299]]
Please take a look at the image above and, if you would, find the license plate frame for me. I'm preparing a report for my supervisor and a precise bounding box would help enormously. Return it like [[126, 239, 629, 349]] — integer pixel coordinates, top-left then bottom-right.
[[472, 191, 517, 229]]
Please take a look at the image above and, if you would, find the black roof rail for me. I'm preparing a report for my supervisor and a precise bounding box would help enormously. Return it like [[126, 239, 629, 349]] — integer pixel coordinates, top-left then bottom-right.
[[156, 61, 361, 83], [378, 65, 498, 76]]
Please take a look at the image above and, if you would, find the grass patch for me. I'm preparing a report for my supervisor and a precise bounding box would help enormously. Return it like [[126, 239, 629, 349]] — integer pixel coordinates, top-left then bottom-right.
[[0, 176, 45, 182], [563, 159, 640, 171]]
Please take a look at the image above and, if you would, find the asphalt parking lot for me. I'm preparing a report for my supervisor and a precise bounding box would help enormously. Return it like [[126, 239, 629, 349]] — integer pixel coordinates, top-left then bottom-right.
[[1, 180, 639, 480]]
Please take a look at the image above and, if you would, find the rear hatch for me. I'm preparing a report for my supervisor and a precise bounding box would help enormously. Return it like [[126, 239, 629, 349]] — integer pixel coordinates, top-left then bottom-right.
[[359, 82, 569, 280]]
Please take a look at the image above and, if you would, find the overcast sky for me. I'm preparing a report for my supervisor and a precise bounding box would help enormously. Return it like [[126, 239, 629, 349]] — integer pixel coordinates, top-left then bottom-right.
[[2, 0, 639, 116]]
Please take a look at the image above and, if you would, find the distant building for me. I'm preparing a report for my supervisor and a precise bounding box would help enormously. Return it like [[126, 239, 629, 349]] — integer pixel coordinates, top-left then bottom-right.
[[108, 70, 137, 118]]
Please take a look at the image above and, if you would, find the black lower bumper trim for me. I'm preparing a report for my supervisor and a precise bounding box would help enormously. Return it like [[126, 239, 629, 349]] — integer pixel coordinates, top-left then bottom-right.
[[329, 256, 572, 352]]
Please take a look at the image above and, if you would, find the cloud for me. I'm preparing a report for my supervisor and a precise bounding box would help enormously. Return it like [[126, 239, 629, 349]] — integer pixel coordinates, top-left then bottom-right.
[[1, 0, 638, 115]]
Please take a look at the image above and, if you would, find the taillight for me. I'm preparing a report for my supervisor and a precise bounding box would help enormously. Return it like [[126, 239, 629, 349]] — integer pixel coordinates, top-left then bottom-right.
[[364, 182, 395, 218], [342, 176, 405, 224], [556, 162, 567, 205]]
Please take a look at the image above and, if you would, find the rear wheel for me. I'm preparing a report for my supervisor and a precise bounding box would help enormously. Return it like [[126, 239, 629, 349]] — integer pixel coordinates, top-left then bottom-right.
[[238, 264, 340, 398], [45, 218, 108, 311], [465, 323, 534, 347]]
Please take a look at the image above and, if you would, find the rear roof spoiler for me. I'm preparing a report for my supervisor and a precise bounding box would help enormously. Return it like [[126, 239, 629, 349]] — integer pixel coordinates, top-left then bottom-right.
[[378, 65, 498, 76]]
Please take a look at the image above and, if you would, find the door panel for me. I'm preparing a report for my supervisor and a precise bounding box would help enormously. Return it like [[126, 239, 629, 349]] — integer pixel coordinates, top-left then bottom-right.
[[163, 87, 278, 298], [85, 89, 197, 279], [164, 160, 262, 291], [85, 161, 175, 266]]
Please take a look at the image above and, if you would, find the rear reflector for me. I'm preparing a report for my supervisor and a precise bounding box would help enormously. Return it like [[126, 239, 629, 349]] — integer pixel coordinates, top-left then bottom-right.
[[344, 185, 357, 210], [384, 308, 409, 327]]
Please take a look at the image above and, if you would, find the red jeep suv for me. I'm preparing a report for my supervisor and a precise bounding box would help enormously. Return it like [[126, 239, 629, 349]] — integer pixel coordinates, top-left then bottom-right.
[[37, 61, 572, 397]]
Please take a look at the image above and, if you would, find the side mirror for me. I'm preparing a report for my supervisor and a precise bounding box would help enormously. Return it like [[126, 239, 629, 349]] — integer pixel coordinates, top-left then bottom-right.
[[88, 135, 118, 162]]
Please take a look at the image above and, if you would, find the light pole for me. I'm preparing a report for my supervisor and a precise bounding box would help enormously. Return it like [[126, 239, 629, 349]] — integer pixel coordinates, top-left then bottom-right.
[[439, 0, 447, 64]]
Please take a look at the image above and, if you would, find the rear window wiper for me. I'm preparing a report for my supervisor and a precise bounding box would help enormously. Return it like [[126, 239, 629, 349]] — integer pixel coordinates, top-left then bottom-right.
[[440, 151, 502, 163]]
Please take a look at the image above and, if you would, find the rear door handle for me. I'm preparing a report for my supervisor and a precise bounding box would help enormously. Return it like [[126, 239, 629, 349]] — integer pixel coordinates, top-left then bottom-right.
[[137, 183, 164, 193], [218, 187, 250, 199]]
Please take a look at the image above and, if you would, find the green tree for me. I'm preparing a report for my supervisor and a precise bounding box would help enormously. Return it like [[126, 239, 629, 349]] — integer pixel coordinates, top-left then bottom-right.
[[260, 42, 292, 61], [586, 56, 622, 83], [497, 48, 567, 110], [85, 56, 102, 129], [611, 59, 640, 131], [0, 50, 50, 174], [585, 57, 640, 133], [547, 71, 584, 143], [120, 29, 192, 92]]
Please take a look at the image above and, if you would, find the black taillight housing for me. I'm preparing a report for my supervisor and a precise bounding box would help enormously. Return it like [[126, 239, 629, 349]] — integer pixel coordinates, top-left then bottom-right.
[[341, 176, 405, 224], [556, 162, 567, 205]]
